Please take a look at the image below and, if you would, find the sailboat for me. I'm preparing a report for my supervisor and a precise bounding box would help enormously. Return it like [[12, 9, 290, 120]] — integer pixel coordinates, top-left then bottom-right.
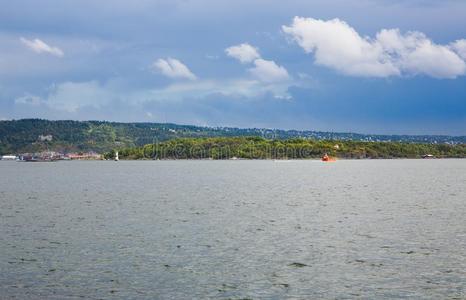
[[115, 151, 119, 161]]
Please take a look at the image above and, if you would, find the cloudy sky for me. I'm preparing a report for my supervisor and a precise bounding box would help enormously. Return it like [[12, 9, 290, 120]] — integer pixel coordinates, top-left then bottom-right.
[[1, 0, 466, 135]]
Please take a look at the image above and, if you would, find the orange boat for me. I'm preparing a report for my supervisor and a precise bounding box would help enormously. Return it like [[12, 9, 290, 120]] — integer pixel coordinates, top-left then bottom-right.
[[321, 153, 336, 162]]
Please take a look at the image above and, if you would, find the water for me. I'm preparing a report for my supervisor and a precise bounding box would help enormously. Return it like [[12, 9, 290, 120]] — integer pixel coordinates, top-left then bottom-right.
[[0, 160, 465, 299]]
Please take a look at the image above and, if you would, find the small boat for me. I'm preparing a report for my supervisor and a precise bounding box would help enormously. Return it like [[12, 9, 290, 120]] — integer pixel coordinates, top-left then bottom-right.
[[114, 151, 119, 161], [321, 153, 336, 162]]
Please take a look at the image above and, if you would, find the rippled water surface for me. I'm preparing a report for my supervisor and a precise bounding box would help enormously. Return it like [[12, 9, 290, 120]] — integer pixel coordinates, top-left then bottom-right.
[[0, 160, 465, 299]]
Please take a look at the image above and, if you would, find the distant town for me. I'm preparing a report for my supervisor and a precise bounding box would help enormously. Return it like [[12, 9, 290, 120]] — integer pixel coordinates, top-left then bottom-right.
[[1, 151, 102, 161], [1, 132, 105, 161]]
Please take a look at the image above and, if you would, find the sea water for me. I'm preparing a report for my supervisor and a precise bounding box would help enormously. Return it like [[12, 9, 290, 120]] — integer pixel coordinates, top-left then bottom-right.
[[0, 160, 465, 299]]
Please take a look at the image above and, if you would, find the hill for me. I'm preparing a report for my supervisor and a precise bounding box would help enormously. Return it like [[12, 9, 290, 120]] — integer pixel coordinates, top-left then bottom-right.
[[0, 119, 465, 155]]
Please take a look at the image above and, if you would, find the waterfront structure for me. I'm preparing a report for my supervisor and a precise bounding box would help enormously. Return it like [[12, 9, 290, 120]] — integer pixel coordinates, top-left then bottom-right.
[[1, 155, 17, 160]]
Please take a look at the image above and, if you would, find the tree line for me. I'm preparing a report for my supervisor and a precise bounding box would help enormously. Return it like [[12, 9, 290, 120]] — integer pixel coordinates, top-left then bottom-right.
[[108, 137, 466, 160]]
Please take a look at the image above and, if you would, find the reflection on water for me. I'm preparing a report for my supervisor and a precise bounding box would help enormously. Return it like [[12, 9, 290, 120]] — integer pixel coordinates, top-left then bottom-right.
[[0, 160, 465, 299]]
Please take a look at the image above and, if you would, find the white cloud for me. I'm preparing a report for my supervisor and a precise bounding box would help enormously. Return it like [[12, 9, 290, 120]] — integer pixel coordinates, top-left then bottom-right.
[[20, 37, 64, 57], [14, 81, 128, 113], [226, 43, 291, 83], [451, 39, 466, 60], [153, 58, 197, 80], [283, 17, 466, 79], [15, 76, 293, 114], [248, 59, 290, 83], [148, 78, 291, 101], [377, 29, 466, 78], [225, 43, 261, 63]]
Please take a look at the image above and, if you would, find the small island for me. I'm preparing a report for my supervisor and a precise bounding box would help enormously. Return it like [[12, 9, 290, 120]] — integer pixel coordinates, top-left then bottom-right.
[[107, 137, 466, 160]]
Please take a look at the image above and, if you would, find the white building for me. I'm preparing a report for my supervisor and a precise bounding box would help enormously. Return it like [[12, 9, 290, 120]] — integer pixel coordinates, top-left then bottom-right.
[[38, 135, 53, 142]]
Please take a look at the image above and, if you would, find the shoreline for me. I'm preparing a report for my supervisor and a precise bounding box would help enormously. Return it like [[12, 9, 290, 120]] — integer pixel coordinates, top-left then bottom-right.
[[116, 157, 465, 161], [11, 157, 461, 162]]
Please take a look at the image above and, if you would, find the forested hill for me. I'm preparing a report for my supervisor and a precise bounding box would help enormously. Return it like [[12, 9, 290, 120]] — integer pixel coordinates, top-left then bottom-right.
[[1, 119, 465, 154]]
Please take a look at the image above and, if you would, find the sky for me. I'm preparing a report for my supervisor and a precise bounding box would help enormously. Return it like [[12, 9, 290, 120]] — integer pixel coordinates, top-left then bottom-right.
[[1, 0, 466, 135]]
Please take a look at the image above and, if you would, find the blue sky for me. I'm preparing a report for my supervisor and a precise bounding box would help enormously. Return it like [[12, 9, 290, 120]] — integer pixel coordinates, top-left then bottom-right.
[[1, 0, 466, 135]]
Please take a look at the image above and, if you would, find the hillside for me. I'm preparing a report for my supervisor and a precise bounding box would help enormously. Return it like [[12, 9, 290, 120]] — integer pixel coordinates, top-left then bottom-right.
[[1, 119, 465, 155]]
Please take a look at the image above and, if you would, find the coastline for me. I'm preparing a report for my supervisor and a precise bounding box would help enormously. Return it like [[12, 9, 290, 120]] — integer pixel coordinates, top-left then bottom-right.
[[4, 156, 464, 163], [88, 157, 465, 161]]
